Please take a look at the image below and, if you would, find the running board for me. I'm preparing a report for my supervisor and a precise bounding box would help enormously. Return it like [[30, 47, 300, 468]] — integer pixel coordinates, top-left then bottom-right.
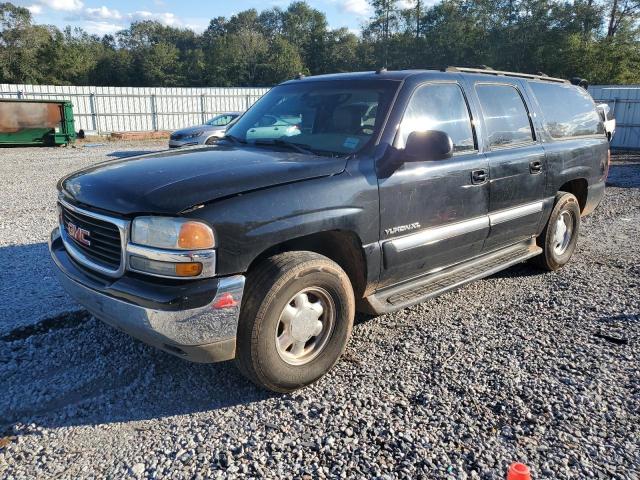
[[363, 239, 542, 314]]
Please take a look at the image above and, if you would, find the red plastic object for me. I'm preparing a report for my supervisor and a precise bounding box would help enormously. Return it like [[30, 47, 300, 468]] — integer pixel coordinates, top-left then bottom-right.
[[213, 293, 237, 309], [507, 463, 531, 480]]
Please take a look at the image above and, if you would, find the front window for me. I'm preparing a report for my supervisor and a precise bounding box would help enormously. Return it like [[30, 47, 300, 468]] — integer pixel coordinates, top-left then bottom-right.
[[398, 83, 476, 153], [225, 81, 398, 156]]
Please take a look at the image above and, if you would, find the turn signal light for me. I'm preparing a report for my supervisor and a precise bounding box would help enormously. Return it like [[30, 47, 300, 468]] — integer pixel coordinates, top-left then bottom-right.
[[175, 262, 203, 277], [130, 256, 203, 277], [178, 222, 215, 249]]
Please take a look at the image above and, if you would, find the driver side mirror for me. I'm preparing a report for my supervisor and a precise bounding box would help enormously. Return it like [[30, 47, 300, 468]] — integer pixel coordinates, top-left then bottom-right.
[[403, 130, 454, 162]]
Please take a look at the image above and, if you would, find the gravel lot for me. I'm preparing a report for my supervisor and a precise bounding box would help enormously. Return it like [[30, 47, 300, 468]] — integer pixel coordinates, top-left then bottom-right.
[[0, 144, 638, 479]]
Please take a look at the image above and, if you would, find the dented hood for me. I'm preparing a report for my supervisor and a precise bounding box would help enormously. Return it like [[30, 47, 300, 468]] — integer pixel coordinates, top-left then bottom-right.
[[59, 145, 347, 215]]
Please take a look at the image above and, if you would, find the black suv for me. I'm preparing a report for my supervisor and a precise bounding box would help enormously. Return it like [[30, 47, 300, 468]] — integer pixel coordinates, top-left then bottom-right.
[[50, 68, 608, 392]]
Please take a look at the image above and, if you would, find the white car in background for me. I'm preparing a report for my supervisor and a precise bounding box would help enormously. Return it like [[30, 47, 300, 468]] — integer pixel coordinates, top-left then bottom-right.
[[246, 114, 302, 141], [169, 112, 241, 148], [597, 103, 616, 142]]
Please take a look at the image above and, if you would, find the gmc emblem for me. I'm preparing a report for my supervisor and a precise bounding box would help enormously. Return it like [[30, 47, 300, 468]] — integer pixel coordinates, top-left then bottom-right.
[[67, 221, 91, 246]]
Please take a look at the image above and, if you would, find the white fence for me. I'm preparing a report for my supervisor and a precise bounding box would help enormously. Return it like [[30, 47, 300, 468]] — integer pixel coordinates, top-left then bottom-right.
[[0, 84, 270, 134], [589, 85, 640, 151]]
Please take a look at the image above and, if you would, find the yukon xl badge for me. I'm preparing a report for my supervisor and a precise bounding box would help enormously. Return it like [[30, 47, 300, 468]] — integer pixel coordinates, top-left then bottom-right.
[[66, 221, 91, 246], [385, 222, 421, 236]]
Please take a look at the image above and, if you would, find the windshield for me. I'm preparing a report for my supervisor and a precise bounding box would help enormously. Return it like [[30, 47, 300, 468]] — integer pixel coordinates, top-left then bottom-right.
[[225, 80, 398, 156], [206, 114, 238, 127]]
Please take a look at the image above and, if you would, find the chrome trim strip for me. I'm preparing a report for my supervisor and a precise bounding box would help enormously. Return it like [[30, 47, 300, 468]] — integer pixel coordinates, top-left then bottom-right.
[[387, 201, 545, 252], [489, 201, 543, 226], [127, 243, 216, 279], [390, 216, 490, 252], [58, 197, 129, 278]]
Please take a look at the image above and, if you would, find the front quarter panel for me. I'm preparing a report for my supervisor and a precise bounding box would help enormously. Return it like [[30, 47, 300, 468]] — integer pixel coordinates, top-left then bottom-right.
[[188, 156, 380, 277]]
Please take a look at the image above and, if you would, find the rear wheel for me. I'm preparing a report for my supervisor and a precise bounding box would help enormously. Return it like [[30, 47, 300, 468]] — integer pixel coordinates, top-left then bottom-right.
[[235, 251, 355, 392], [534, 192, 581, 271]]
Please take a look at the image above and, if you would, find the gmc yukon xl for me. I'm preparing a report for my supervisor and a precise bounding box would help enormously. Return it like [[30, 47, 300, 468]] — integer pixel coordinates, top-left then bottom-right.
[[49, 67, 609, 392]]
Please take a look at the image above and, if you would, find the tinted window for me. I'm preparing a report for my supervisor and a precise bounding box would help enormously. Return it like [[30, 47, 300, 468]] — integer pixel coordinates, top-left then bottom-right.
[[398, 83, 475, 153], [529, 82, 604, 138], [476, 84, 534, 148]]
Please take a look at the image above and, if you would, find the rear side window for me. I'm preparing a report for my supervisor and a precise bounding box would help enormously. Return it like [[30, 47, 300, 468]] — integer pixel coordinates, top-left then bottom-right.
[[529, 82, 604, 138], [476, 84, 534, 148], [398, 83, 475, 153]]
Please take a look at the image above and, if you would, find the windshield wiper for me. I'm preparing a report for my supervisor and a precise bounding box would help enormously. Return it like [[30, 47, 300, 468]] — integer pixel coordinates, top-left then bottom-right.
[[251, 139, 317, 155]]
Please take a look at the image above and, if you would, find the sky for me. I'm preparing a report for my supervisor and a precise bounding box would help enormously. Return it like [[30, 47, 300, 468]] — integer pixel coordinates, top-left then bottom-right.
[[11, 0, 400, 36]]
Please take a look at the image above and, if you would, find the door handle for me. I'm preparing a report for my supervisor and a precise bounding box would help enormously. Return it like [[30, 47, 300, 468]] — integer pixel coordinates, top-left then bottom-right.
[[471, 169, 488, 185], [529, 160, 543, 174]]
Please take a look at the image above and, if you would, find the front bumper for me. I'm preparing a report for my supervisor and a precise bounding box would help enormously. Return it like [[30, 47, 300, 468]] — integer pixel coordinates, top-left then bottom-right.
[[49, 227, 245, 363]]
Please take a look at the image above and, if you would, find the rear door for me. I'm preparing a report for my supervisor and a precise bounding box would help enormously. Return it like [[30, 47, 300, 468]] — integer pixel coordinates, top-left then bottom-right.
[[473, 82, 547, 251], [377, 81, 490, 287]]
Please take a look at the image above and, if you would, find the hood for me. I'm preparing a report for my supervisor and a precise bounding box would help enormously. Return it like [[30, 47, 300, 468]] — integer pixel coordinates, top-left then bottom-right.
[[59, 145, 347, 215]]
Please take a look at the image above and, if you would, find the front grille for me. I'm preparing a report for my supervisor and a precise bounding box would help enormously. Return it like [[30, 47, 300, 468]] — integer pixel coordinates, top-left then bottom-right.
[[60, 204, 122, 270]]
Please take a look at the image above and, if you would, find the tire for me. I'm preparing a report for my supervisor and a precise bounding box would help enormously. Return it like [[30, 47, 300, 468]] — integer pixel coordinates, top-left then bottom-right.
[[205, 136, 219, 145], [235, 251, 355, 393], [533, 192, 581, 271]]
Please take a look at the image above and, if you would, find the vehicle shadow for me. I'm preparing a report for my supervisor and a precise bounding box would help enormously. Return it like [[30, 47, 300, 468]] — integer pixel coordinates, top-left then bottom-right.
[[0, 242, 272, 434], [488, 262, 544, 279], [1, 311, 273, 433]]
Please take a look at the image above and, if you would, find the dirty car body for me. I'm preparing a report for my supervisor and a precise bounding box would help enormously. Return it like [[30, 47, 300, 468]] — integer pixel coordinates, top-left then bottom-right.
[[50, 69, 609, 390]]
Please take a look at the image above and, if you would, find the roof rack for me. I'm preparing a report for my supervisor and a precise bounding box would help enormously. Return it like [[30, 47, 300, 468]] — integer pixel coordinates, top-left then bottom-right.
[[444, 66, 568, 84]]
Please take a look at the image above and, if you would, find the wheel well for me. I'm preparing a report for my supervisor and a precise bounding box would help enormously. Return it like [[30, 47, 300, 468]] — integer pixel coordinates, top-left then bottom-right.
[[559, 178, 588, 213], [247, 231, 369, 298]]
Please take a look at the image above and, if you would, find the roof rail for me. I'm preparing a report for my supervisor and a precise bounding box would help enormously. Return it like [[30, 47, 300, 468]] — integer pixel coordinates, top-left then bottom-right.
[[445, 66, 568, 84]]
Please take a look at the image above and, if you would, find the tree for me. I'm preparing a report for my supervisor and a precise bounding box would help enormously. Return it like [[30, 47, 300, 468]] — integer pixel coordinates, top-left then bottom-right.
[[1, 0, 639, 87], [606, 0, 640, 37], [0, 3, 53, 83], [260, 36, 306, 84]]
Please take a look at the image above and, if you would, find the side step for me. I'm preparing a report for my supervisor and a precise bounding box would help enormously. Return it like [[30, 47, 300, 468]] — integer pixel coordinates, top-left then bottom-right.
[[363, 239, 542, 315]]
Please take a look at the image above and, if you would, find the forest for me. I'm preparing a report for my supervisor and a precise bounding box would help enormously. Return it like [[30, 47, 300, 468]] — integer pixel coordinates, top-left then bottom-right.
[[1, 0, 639, 87]]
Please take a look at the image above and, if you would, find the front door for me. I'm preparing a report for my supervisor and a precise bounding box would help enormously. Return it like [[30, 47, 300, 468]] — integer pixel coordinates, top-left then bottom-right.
[[473, 82, 547, 251], [378, 82, 490, 287]]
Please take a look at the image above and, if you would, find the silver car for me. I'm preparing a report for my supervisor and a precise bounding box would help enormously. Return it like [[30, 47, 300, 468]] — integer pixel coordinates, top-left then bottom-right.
[[169, 112, 241, 148]]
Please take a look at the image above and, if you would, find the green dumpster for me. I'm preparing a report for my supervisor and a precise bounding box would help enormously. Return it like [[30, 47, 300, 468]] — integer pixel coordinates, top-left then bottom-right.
[[0, 99, 76, 146]]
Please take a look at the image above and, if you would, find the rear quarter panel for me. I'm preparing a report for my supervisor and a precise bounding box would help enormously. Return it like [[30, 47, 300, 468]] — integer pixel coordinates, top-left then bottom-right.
[[521, 81, 609, 224]]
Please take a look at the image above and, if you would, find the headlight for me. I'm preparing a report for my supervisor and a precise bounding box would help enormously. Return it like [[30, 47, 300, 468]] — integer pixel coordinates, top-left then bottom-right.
[[131, 217, 215, 250], [184, 130, 204, 139]]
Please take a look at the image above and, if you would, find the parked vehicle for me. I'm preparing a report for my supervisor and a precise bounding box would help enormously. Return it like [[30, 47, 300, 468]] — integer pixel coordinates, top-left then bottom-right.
[[596, 103, 616, 142], [169, 112, 241, 148], [50, 68, 608, 392]]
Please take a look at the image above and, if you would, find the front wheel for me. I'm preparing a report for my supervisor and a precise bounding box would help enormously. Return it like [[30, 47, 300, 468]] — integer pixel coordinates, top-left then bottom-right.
[[235, 251, 355, 392], [533, 192, 581, 271]]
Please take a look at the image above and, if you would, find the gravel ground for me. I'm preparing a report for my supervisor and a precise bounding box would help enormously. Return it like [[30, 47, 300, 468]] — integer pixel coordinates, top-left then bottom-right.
[[0, 141, 167, 335], [0, 146, 638, 479]]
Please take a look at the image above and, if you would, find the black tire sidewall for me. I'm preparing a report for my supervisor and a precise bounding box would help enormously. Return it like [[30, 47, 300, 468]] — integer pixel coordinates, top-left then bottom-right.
[[542, 194, 581, 270], [251, 262, 353, 391]]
